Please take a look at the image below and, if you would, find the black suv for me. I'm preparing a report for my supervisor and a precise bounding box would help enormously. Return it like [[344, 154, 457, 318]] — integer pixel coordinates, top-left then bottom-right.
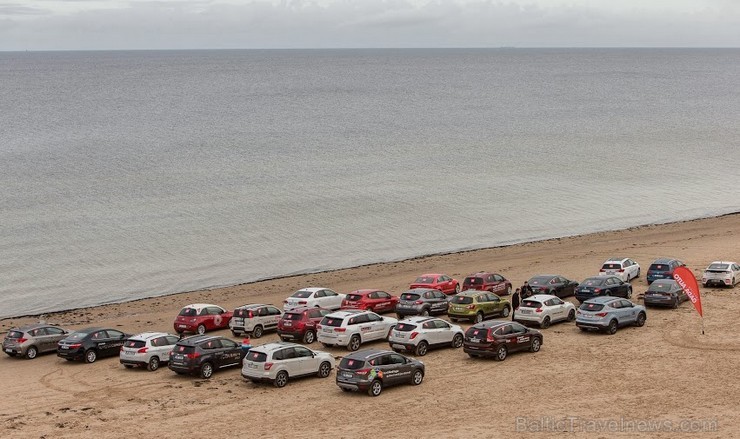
[[57, 327, 131, 363], [168, 335, 245, 379], [335, 349, 424, 397], [395, 288, 449, 318]]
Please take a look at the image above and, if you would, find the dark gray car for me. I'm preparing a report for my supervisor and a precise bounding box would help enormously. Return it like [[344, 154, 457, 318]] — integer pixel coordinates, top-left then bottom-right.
[[3, 324, 70, 359], [643, 279, 689, 308], [335, 349, 425, 396], [395, 288, 450, 318]]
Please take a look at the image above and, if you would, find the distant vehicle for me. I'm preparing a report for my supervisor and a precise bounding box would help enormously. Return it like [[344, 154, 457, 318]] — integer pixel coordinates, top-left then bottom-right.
[[317, 310, 398, 351], [388, 316, 464, 356], [599, 258, 641, 282], [409, 273, 460, 295], [576, 297, 646, 334], [57, 327, 131, 363], [701, 261, 740, 288], [335, 349, 425, 396], [120, 332, 180, 371], [3, 324, 70, 359], [395, 288, 450, 318], [643, 279, 689, 308], [447, 291, 511, 323], [241, 342, 334, 388], [168, 335, 245, 379], [646, 258, 685, 284], [462, 272, 512, 295], [229, 304, 283, 338], [514, 294, 576, 328], [463, 320, 543, 361], [575, 276, 632, 303], [283, 288, 345, 311], [527, 275, 579, 298], [341, 289, 399, 314], [173, 303, 232, 335], [277, 306, 332, 344]]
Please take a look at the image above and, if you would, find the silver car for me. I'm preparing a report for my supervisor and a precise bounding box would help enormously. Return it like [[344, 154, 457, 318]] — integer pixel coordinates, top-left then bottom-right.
[[388, 316, 464, 356], [241, 342, 335, 388], [230, 304, 283, 338], [120, 332, 181, 371], [576, 296, 647, 334], [3, 324, 70, 359]]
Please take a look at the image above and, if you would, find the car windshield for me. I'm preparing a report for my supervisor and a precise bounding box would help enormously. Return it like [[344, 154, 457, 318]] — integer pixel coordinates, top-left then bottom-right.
[[465, 277, 483, 285], [124, 340, 146, 348], [401, 293, 421, 301], [339, 357, 368, 370], [346, 294, 363, 301], [708, 263, 729, 271], [649, 264, 670, 272], [528, 277, 552, 285], [395, 323, 417, 332], [320, 317, 344, 327], [179, 308, 197, 316], [451, 296, 473, 304], [246, 351, 267, 362], [648, 283, 673, 292], [582, 278, 605, 286], [282, 313, 302, 321], [6, 330, 24, 339], [602, 263, 622, 270], [579, 303, 605, 311], [520, 300, 541, 308], [66, 332, 89, 341], [292, 290, 313, 298], [414, 276, 435, 283]]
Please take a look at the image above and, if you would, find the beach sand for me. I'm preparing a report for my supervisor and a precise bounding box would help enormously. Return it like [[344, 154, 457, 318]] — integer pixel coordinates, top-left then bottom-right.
[[1, 214, 738, 438]]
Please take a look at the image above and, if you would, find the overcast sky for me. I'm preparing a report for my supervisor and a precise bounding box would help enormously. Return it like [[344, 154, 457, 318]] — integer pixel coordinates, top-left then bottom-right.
[[1, 0, 739, 51]]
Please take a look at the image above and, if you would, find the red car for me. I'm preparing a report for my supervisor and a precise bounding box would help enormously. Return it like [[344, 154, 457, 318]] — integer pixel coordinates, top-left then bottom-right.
[[462, 272, 512, 295], [409, 273, 460, 295], [173, 303, 233, 335], [276, 306, 332, 344], [341, 289, 399, 314]]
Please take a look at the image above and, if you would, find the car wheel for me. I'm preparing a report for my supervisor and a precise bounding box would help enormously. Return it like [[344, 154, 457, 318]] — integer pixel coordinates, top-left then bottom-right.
[[501, 306, 511, 318], [567, 309, 576, 321], [252, 325, 264, 338], [147, 356, 160, 371], [579, 327, 589, 332], [411, 369, 424, 385], [468, 353, 478, 358], [368, 380, 383, 397], [231, 331, 240, 337], [530, 337, 542, 353], [123, 364, 134, 369], [495, 345, 507, 361], [540, 316, 551, 329], [25, 346, 38, 360], [84, 349, 97, 364], [274, 370, 288, 388], [607, 319, 618, 335], [303, 330, 316, 344], [635, 312, 647, 327], [321, 342, 332, 348], [420, 308, 430, 317], [672, 297, 679, 309], [452, 333, 464, 348], [396, 314, 403, 319], [348, 335, 361, 351], [199, 362, 214, 379], [455, 284, 461, 294], [250, 378, 260, 384], [341, 387, 352, 392], [450, 317, 459, 323], [475, 312, 484, 323], [636, 268, 641, 278], [317, 361, 332, 378], [415, 341, 429, 356], [196, 324, 206, 335], [627, 287, 633, 299]]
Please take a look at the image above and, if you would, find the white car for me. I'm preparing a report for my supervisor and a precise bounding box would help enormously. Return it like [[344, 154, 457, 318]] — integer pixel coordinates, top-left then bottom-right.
[[229, 304, 283, 338], [702, 261, 740, 288], [283, 287, 345, 311], [514, 294, 576, 329], [241, 342, 335, 388], [599, 258, 640, 282], [317, 310, 398, 351], [388, 316, 464, 356], [120, 332, 181, 371]]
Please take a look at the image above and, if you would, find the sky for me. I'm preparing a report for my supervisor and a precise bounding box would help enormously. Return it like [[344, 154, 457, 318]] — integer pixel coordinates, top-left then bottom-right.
[[0, 0, 739, 51]]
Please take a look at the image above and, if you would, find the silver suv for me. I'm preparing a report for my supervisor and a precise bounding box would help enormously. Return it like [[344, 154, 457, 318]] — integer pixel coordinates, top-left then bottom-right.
[[120, 332, 181, 371], [230, 304, 283, 338], [241, 342, 335, 388], [3, 323, 70, 359]]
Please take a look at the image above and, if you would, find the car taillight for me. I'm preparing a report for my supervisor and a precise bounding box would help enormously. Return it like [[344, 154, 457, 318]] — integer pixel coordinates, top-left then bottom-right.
[[186, 352, 200, 359], [248, 310, 254, 318], [354, 368, 370, 376], [535, 308, 543, 313], [189, 318, 197, 323], [264, 362, 273, 371], [283, 300, 288, 304], [69, 343, 82, 349], [335, 328, 346, 332], [17, 338, 27, 343], [599, 269, 605, 272], [137, 347, 148, 354], [594, 288, 601, 293], [410, 332, 419, 340], [415, 300, 423, 305], [595, 312, 607, 317], [486, 332, 495, 343], [298, 301, 307, 305], [466, 305, 476, 309], [618, 269, 624, 272]]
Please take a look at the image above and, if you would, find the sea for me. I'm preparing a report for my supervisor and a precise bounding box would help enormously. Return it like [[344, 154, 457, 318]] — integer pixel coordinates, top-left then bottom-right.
[[1, 48, 739, 319]]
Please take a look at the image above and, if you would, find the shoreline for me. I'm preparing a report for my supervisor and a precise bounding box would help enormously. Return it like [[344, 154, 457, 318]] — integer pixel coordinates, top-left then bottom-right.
[[4, 210, 738, 325]]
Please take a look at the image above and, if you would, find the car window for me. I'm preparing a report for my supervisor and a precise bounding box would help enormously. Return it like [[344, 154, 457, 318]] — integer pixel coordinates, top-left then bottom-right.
[[609, 301, 621, 309], [339, 357, 367, 369], [486, 275, 495, 282], [92, 331, 108, 340], [208, 307, 223, 315], [292, 290, 313, 298], [511, 323, 527, 334], [552, 298, 564, 305], [387, 354, 406, 365], [476, 295, 487, 303], [151, 337, 165, 347], [580, 303, 604, 311], [379, 292, 391, 299], [46, 327, 66, 335], [368, 292, 379, 299], [435, 291, 446, 299], [351, 314, 369, 325], [520, 300, 541, 308], [314, 290, 326, 298], [494, 274, 503, 282], [451, 296, 473, 304], [620, 300, 633, 308], [246, 350, 267, 362], [395, 323, 417, 331], [321, 317, 344, 327], [294, 346, 313, 358], [366, 313, 381, 322], [270, 307, 282, 315], [440, 275, 449, 282], [422, 321, 435, 329], [221, 339, 238, 348], [434, 320, 450, 329], [499, 325, 513, 335], [489, 294, 500, 303], [179, 308, 197, 317], [124, 339, 146, 348], [325, 290, 338, 297], [202, 339, 222, 350], [197, 308, 209, 316], [165, 336, 180, 345]]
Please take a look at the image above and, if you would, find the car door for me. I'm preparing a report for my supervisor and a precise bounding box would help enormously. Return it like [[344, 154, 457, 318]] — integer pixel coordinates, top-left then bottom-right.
[[377, 353, 407, 386], [510, 323, 532, 352], [106, 330, 128, 356], [266, 306, 282, 330], [293, 345, 317, 375], [322, 289, 342, 310], [492, 274, 508, 295], [433, 319, 453, 345], [43, 327, 65, 353], [487, 294, 504, 317], [620, 300, 639, 323], [437, 275, 451, 294], [363, 313, 384, 341], [429, 290, 448, 314], [547, 297, 566, 321], [91, 330, 114, 357], [496, 324, 521, 352]]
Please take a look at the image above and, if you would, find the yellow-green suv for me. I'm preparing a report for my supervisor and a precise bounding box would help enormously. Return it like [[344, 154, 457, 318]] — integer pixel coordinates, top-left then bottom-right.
[[448, 291, 511, 323]]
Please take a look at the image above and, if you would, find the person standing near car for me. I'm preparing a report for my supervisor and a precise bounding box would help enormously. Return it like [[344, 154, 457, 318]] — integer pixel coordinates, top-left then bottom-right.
[[511, 288, 521, 320], [520, 281, 534, 299]]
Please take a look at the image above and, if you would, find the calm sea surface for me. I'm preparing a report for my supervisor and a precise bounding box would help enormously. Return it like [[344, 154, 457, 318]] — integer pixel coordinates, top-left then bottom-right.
[[1, 48, 739, 318]]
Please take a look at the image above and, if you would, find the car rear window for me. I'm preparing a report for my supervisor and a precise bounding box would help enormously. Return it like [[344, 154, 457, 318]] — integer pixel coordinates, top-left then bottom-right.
[[528, 277, 551, 285], [648, 283, 672, 292], [292, 290, 313, 298], [282, 312, 302, 321], [465, 327, 489, 338], [172, 345, 195, 354], [414, 276, 435, 283], [649, 264, 670, 272], [401, 293, 421, 301], [395, 323, 417, 332], [579, 303, 605, 311], [708, 263, 729, 270], [124, 340, 146, 348], [339, 358, 367, 370], [346, 294, 363, 301], [246, 351, 267, 362], [66, 332, 88, 341], [179, 308, 197, 316], [602, 263, 622, 270], [582, 278, 605, 286], [234, 308, 252, 318], [7, 330, 24, 339], [464, 277, 483, 285], [451, 296, 473, 304], [520, 300, 541, 308], [320, 317, 344, 327]]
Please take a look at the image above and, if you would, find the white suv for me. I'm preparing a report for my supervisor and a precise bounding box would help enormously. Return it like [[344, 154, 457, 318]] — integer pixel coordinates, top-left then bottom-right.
[[388, 316, 464, 356], [702, 261, 740, 288], [514, 294, 576, 329], [317, 310, 398, 351], [241, 342, 335, 388], [120, 332, 180, 371], [599, 258, 640, 282], [230, 304, 283, 338]]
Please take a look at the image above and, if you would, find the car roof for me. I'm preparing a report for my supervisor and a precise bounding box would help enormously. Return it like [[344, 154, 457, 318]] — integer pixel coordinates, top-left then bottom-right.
[[235, 303, 269, 309], [583, 296, 623, 304], [128, 332, 172, 340], [13, 323, 62, 331], [348, 289, 380, 295], [584, 275, 619, 281], [175, 335, 225, 346], [530, 274, 559, 279], [466, 271, 492, 277], [650, 279, 678, 285], [651, 258, 677, 264], [403, 288, 438, 294], [284, 306, 323, 314], [417, 273, 444, 278], [324, 310, 364, 318], [707, 261, 737, 265], [457, 290, 488, 296], [523, 294, 558, 301], [399, 316, 439, 324], [295, 287, 328, 293], [469, 320, 516, 330], [181, 303, 221, 311], [343, 349, 392, 360], [603, 257, 629, 263], [249, 342, 306, 353]]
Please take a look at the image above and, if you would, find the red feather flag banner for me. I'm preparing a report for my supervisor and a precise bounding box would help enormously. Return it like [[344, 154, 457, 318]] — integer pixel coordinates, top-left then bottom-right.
[[673, 266, 704, 334]]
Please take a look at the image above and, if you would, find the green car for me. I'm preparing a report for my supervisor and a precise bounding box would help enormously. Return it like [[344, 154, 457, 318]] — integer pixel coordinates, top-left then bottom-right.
[[448, 291, 511, 323]]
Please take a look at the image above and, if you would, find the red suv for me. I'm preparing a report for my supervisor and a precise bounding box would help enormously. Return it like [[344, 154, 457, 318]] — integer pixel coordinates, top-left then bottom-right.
[[462, 272, 512, 295], [341, 289, 400, 314], [173, 304, 233, 335], [277, 307, 332, 344]]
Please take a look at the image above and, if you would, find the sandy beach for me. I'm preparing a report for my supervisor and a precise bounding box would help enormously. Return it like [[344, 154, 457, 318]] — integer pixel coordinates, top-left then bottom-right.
[[1, 213, 739, 438]]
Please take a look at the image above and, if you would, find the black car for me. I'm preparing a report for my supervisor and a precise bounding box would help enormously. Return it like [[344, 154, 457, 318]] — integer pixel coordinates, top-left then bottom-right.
[[575, 276, 632, 303], [335, 349, 425, 397], [57, 327, 131, 363], [395, 288, 450, 318], [168, 335, 245, 379], [527, 275, 579, 298], [463, 320, 543, 361], [646, 258, 685, 284], [643, 279, 689, 308]]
